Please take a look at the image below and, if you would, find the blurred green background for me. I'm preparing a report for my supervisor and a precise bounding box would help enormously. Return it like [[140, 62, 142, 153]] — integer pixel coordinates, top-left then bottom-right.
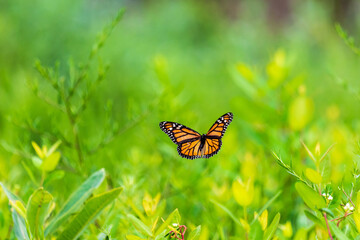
[[1, 0, 360, 239]]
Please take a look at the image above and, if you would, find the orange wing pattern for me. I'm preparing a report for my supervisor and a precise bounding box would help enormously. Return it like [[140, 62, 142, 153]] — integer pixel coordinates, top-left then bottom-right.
[[159, 112, 233, 160], [206, 112, 233, 138], [159, 122, 201, 144], [201, 138, 222, 158], [177, 139, 202, 160]]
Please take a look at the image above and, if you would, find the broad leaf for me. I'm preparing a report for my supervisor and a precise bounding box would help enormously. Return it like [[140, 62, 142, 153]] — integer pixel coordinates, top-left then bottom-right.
[[27, 188, 53, 240], [295, 182, 326, 210], [58, 187, 122, 240], [45, 168, 105, 236]]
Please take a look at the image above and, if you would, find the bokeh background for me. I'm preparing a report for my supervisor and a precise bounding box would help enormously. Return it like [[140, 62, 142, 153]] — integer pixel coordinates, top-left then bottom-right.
[[1, 0, 360, 239]]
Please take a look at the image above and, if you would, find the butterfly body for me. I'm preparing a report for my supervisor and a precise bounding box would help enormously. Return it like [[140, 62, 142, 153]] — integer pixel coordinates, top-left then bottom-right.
[[159, 112, 233, 159]]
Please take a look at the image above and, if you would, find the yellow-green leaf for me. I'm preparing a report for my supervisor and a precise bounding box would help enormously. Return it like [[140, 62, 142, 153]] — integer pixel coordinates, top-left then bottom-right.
[[41, 152, 61, 172], [9, 200, 27, 220], [263, 213, 280, 240], [305, 168, 322, 184], [295, 182, 326, 210], [288, 92, 314, 131], [27, 188, 53, 240], [32, 141, 44, 159], [232, 178, 254, 207]]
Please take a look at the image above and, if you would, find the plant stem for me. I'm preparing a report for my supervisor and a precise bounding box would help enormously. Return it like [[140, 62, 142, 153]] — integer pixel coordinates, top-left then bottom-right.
[[323, 212, 333, 240]]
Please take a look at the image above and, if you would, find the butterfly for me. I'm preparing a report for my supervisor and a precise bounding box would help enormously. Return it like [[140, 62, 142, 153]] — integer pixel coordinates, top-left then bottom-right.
[[159, 112, 233, 159]]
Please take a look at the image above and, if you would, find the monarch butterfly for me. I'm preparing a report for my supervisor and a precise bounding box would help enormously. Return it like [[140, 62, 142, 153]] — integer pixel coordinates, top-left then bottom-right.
[[159, 112, 233, 159]]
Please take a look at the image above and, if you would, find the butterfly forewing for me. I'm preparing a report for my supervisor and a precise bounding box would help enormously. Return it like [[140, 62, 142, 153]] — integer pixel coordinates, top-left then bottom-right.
[[159, 121, 201, 144], [206, 112, 233, 138]]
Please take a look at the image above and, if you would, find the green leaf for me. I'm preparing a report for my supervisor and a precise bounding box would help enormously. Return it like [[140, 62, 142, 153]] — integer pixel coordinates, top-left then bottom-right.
[[263, 213, 280, 240], [9, 200, 27, 220], [43, 170, 65, 187], [329, 222, 350, 240], [32, 141, 44, 159], [12, 209, 30, 240], [127, 214, 153, 237], [210, 199, 242, 226], [295, 182, 326, 210], [304, 210, 324, 227], [155, 208, 181, 236], [42, 151, 61, 172], [305, 168, 322, 184], [47, 140, 62, 156], [0, 182, 30, 239], [58, 187, 122, 240], [45, 168, 106, 236], [26, 188, 53, 240], [249, 219, 263, 240], [251, 191, 282, 225], [188, 225, 201, 240], [320, 208, 335, 218]]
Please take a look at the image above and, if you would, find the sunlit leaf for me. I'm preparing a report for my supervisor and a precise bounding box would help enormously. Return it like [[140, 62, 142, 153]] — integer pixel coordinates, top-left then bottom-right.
[[263, 213, 280, 240], [127, 214, 153, 237], [305, 168, 322, 184], [45, 168, 106, 236], [42, 151, 61, 172], [188, 225, 201, 240], [58, 187, 122, 240], [329, 222, 350, 240], [295, 182, 326, 210], [32, 141, 44, 159], [154, 208, 181, 236], [232, 178, 254, 207], [26, 188, 53, 239]]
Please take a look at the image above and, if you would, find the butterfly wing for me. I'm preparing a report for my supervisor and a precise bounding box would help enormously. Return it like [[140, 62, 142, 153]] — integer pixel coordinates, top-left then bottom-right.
[[201, 112, 233, 158], [206, 112, 233, 138], [159, 121, 201, 144], [177, 139, 203, 160], [159, 121, 202, 160]]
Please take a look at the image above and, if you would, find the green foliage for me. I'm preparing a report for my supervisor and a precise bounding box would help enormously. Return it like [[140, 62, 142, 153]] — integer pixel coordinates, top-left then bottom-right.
[[1, 0, 360, 239], [26, 188, 53, 239], [58, 187, 122, 239]]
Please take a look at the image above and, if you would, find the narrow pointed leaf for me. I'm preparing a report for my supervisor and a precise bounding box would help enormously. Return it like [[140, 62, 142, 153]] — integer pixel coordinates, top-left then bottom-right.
[[263, 213, 280, 240], [27, 188, 53, 240], [210, 199, 242, 226], [127, 214, 153, 237], [12, 209, 30, 240], [188, 225, 201, 240], [58, 187, 122, 240], [0, 182, 30, 239], [45, 168, 106, 236], [329, 222, 350, 240], [155, 208, 181, 236]]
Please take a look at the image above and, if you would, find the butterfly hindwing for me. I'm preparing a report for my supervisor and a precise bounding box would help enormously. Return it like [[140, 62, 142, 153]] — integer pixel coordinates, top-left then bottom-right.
[[177, 139, 202, 160], [201, 138, 222, 158]]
